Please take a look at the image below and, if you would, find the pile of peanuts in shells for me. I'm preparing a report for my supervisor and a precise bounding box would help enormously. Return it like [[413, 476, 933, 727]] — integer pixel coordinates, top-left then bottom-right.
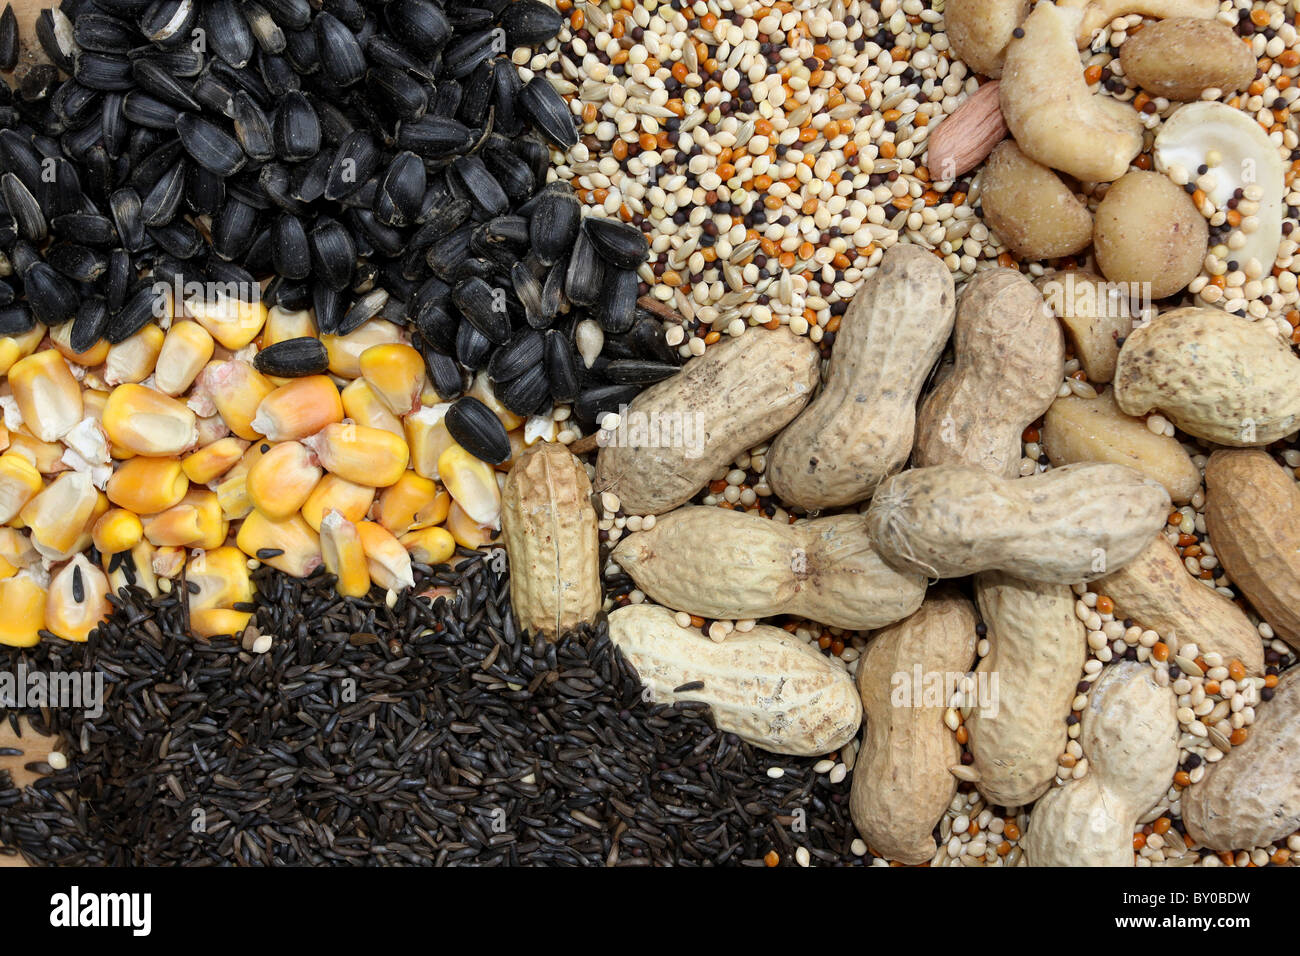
[[2, 0, 1300, 872], [554, 0, 1300, 867]]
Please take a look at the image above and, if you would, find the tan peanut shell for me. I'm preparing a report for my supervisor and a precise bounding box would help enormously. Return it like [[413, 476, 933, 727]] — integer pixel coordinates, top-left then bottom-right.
[[1114, 307, 1300, 446], [767, 244, 956, 509], [866, 462, 1171, 583], [500, 442, 600, 639], [968, 572, 1086, 806], [607, 604, 861, 756], [1203, 449, 1300, 651], [1097, 534, 1265, 675], [1021, 661, 1179, 867], [850, 589, 978, 865], [914, 268, 1063, 476], [1041, 388, 1201, 504], [594, 327, 819, 515], [1183, 670, 1300, 852], [1035, 270, 1134, 384], [612, 507, 925, 630]]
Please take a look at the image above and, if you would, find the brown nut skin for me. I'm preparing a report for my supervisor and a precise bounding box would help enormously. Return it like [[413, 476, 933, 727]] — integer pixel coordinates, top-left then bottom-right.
[[1183, 670, 1300, 852], [1093, 171, 1208, 299], [1035, 270, 1134, 384], [968, 573, 1086, 807], [1204, 449, 1300, 652], [501, 442, 600, 640], [1114, 308, 1300, 446], [979, 142, 1093, 260], [608, 604, 861, 757], [767, 244, 956, 510], [1096, 534, 1265, 676], [1119, 18, 1256, 101], [850, 588, 978, 865], [914, 268, 1063, 476], [611, 507, 925, 631], [594, 327, 819, 516], [1041, 388, 1201, 504], [1021, 661, 1179, 867], [925, 81, 1009, 181], [866, 462, 1171, 584]]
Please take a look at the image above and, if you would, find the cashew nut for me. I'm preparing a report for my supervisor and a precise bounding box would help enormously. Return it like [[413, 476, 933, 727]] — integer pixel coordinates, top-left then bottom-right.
[[999, 2, 1143, 183]]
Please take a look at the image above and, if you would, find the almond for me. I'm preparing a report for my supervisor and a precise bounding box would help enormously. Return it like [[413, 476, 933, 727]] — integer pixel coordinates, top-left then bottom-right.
[[925, 80, 1008, 181]]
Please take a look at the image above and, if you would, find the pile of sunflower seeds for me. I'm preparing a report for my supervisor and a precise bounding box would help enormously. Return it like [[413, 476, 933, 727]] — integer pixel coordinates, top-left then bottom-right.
[[0, 551, 860, 866], [0, 0, 681, 442]]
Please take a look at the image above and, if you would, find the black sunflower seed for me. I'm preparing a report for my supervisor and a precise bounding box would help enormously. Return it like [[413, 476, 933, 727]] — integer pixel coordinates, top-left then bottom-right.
[[108, 187, 147, 253], [140, 0, 199, 46], [272, 214, 311, 280], [75, 52, 135, 91], [140, 161, 187, 227], [231, 91, 275, 163], [455, 317, 493, 370], [496, 363, 549, 416], [273, 90, 320, 162], [603, 360, 681, 386], [260, 0, 312, 31], [0, 4, 17, 72], [243, 0, 287, 54], [488, 330, 544, 384], [423, 347, 465, 400], [453, 276, 511, 345], [308, 216, 356, 291], [518, 75, 577, 149], [131, 58, 200, 111], [315, 11, 366, 88], [386, 0, 453, 58], [564, 228, 603, 308], [69, 296, 110, 354], [339, 287, 389, 336], [544, 329, 580, 403], [529, 184, 581, 265], [396, 114, 473, 160], [206, 0, 255, 68], [254, 336, 329, 377], [0, 173, 47, 242], [365, 67, 429, 123], [312, 282, 345, 335], [23, 262, 79, 326], [211, 197, 259, 261], [583, 216, 650, 270], [445, 396, 510, 464], [176, 112, 247, 176], [501, 0, 564, 47], [574, 383, 641, 429], [594, 267, 639, 334], [35, 9, 76, 74], [374, 151, 426, 227], [0, 303, 34, 338], [123, 91, 181, 129], [105, 283, 165, 345], [47, 243, 108, 284]]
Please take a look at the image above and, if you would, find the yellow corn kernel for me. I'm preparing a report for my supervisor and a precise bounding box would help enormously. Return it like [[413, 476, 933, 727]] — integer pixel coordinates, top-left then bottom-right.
[[80, 389, 109, 423], [182, 489, 228, 550], [20, 471, 98, 558], [341, 379, 404, 438], [236, 509, 322, 578], [154, 321, 215, 396], [7, 431, 68, 474], [377, 474, 447, 535], [0, 452, 43, 524], [0, 554, 14, 580], [0, 323, 46, 374], [9, 349, 84, 442], [191, 608, 254, 639], [319, 510, 370, 598], [0, 527, 37, 570], [0, 422, 7, 453], [304, 422, 408, 487], [250, 375, 344, 442], [192, 360, 276, 441], [49, 320, 111, 367], [468, 370, 525, 431], [400, 526, 456, 566], [261, 306, 317, 348], [181, 436, 249, 484], [444, 501, 497, 550], [321, 318, 404, 378], [359, 343, 427, 417], [105, 540, 159, 597], [92, 508, 144, 555], [246, 440, 322, 520], [212, 443, 267, 521], [301, 474, 375, 531], [106, 456, 189, 514], [437, 443, 502, 527], [356, 520, 415, 591], [404, 404, 455, 480], [142, 505, 202, 547], [187, 545, 253, 612], [186, 294, 269, 349], [102, 383, 198, 457], [45, 554, 110, 643], [104, 322, 165, 386], [152, 546, 186, 578], [0, 573, 47, 647]]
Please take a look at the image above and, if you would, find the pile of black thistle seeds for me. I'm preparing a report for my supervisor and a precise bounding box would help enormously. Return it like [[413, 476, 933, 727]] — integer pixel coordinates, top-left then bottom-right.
[[0, 0, 681, 444], [0, 551, 862, 866]]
